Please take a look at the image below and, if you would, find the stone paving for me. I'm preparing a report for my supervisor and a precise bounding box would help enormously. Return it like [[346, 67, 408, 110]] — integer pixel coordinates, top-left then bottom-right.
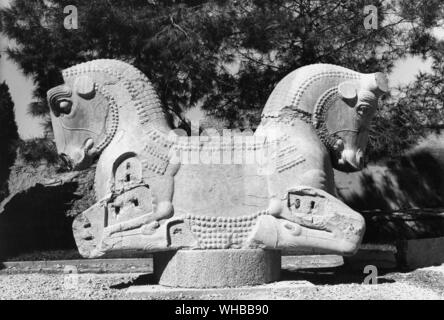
[[1, 264, 443, 300]]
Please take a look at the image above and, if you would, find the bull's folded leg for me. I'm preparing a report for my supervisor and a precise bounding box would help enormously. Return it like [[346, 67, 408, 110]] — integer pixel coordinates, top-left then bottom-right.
[[72, 202, 107, 258], [103, 203, 172, 237], [248, 215, 362, 255], [249, 186, 365, 255], [72, 197, 174, 258], [96, 223, 169, 254]]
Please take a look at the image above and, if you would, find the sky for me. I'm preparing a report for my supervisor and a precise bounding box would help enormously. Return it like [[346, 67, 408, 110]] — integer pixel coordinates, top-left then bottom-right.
[[0, 0, 443, 139], [0, 0, 42, 138]]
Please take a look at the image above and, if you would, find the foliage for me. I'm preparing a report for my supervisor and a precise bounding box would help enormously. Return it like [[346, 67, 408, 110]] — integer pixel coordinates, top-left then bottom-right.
[[0, 81, 19, 200], [369, 40, 444, 160], [1, 0, 443, 159], [17, 138, 59, 166]]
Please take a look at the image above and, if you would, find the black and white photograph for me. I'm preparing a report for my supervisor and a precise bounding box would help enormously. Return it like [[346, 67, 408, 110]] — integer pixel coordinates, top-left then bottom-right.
[[0, 0, 444, 304]]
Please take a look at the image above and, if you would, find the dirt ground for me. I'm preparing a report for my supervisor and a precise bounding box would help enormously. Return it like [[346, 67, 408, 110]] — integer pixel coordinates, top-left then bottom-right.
[[1, 264, 444, 300]]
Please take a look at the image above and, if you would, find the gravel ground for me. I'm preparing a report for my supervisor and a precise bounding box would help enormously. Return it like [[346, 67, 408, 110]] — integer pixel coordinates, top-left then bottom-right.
[[1, 265, 444, 300]]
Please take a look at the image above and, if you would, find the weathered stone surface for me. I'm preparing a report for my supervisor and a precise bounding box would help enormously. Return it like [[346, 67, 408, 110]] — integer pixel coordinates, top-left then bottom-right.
[[46, 60, 387, 260], [153, 249, 281, 288], [282, 255, 344, 270]]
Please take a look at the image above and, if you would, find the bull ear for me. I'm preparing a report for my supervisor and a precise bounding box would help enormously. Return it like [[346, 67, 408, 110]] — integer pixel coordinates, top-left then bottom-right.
[[75, 75, 95, 99], [338, 81, 358, 103]]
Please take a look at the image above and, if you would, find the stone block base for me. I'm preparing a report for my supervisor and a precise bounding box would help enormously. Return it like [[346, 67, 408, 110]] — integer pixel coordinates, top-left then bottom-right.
[[397, 237, 444, 269], [153, 249, 281, 288], [344, 244, 397, 270], [127, 280, 314, 299]]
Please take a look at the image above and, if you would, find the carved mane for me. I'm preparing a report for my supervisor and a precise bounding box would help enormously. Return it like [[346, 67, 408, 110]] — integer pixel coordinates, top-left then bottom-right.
[[261, 63, 361, 121], [62, 59, 167, 134], [261, 64, 379, 150]]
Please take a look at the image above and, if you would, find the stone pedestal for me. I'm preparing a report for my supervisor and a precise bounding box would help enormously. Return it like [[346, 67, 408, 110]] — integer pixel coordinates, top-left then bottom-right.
[[153, 249, 281, 288]]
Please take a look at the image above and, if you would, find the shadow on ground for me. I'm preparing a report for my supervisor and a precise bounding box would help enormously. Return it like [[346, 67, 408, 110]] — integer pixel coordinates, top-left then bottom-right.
[[281, 267, 396, 285], [110, 274, 157, 289], [108, 267, 397, 289]]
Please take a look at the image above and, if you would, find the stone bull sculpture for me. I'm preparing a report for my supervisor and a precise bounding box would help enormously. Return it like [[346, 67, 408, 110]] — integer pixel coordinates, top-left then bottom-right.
[[47, 60, 388, 258]]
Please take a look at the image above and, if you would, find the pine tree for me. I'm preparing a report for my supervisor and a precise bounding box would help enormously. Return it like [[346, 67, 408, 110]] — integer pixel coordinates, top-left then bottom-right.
[[1, 0, 443, 159], [0, 81, 19, 201], [369, 28, 444, 160]]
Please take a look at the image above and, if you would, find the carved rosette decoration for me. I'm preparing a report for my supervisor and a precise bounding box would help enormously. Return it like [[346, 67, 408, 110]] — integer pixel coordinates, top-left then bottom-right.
[[47, 60, 388, 258]]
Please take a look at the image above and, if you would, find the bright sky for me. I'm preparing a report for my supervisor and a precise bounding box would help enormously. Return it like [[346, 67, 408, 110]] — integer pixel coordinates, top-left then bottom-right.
[[0, 0, 443, 139], [0, 0, 42, 138]]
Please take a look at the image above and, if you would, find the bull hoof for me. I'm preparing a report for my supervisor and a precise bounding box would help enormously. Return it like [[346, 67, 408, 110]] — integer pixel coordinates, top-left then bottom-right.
[[72, 213, 104, 258]]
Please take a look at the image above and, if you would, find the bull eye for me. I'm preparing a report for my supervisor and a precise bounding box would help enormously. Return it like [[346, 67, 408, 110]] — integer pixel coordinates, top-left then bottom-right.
[[58, 100, 72, 114], [333, 139, 344, 152], [356, 104, 370, 116]]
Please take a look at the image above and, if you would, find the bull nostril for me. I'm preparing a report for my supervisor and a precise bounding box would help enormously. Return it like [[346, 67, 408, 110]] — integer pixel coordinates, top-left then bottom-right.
[[84, 138, 94, 152], [59, 153, 73, 170], [356, 154, 364, 168]]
